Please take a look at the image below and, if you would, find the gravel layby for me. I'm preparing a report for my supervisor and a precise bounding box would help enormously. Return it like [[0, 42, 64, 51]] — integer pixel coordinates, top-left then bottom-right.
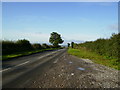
[[25, 52, 119, 88]]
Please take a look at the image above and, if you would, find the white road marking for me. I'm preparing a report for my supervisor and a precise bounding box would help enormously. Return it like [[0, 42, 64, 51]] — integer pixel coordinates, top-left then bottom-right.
[[0, 68, 11, 72], [15, 61, 30, 67], [38, 53, 52, 59], [1, 61, 30, 72], [38, 51, 59, 59], [53, 59, 59, 63], [1, 50, 62, 72], [52, 52, 54, 53], [38, 55, 46, 59]]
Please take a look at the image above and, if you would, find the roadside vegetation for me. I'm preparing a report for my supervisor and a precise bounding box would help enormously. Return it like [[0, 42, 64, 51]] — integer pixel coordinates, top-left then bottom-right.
[[2, 32, 64, 60], [2, 39, 62, 60], [68, 33, 120, 70]]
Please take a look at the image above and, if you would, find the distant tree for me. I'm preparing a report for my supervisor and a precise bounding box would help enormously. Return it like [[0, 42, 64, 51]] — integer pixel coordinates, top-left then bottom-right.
[[49, 32, 64, 47], [71, 42, 74, 48], [48, 45, 54, 48], [67, 43, 70, 47], [32, 43, 42, 49], [42, 43, 49, 49], [16, 39, 30, 46]]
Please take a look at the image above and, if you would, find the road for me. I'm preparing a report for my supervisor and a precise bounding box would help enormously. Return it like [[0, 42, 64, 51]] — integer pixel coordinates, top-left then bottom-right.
[[2, 48, 119, 88]]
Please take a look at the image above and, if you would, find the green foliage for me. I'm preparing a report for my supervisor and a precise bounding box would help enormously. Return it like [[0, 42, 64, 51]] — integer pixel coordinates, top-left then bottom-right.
[[2, 39, 34, 55], [67, 43, 70, 47], [32, 43, 42, 50], [68, 48, 119, 70], [68, 33, 120, 70], [49, 32, 64, 47], [2, 38, 63, 56], [2, 39, 63, 60], [16, 39, 33, 51], [2, 40, 16, 55], [42, 43, 50, 49], [74, 33, 120, 60]]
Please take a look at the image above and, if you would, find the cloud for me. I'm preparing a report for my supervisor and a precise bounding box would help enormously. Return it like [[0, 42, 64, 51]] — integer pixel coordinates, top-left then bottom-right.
[[3, 31, 50, 44], [20, 32, 50, 43], [3, 30, 101, 45], [61, 33, 100, 45], [108, 24, 118, 31], [64, 34, 99, 41], [63, 39, 84, 45]]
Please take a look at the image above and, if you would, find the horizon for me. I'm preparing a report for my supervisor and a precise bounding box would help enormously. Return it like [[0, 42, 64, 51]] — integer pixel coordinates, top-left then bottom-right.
[[2, 2, 118, 45]]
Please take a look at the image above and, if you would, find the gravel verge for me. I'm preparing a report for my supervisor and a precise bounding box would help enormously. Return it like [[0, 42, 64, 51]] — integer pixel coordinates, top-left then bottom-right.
[[25, 52, 119, 88]]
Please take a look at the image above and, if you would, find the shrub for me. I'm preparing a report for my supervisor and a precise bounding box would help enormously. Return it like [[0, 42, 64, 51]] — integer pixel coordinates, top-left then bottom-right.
[[42, 43, 50, 49], [2, 39, 33, 55], [32, 43, 42, 50], [73, 33, 120, 59]]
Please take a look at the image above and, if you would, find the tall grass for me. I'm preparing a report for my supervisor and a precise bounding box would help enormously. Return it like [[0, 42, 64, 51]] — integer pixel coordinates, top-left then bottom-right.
[[68, 33, 120, 70], [74, 33, 120, 60], [68, 48, 119, 70]]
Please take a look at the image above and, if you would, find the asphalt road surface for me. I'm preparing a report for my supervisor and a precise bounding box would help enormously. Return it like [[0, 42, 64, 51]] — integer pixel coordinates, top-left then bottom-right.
[[2, 48, 119, 88]]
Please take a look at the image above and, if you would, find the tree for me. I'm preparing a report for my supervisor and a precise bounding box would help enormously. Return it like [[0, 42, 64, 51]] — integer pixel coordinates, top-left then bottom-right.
[[67, 43, 70, 48], [49, 32, 64, 47], [32, 43, 42, 49], [42, 43, 49, 49], [71, 42, 74, 48]]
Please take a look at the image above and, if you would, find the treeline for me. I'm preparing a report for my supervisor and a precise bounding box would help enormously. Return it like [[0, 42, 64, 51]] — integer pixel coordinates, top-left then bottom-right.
[[2, 39, 61, 55], [73, 33, 120, 59]]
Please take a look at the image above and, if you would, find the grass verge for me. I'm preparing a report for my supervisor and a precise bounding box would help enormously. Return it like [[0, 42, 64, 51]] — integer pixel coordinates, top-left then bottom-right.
[[68, 48, 119, 70], [2, 48, 60, 61]]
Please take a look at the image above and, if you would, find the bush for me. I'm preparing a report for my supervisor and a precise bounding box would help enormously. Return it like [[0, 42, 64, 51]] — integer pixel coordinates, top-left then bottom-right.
[[73, 33, 120, 59], [16, 39, 33, 51], [42, 43, 50, 49], [2, 40, 16, 55], [32, 43, 42, 50], [2, 39, 33, 55], [2, 39, 61, 55]]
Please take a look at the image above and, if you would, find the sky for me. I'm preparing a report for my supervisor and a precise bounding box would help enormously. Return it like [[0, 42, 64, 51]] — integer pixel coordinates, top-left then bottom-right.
[[2, 2, 118, 45], [1, 0, 120, 2]]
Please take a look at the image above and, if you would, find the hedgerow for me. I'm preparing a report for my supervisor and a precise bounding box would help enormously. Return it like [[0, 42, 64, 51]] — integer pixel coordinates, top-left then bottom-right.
[[2, 39, 55, 55], [73, 33, 120, 60]]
